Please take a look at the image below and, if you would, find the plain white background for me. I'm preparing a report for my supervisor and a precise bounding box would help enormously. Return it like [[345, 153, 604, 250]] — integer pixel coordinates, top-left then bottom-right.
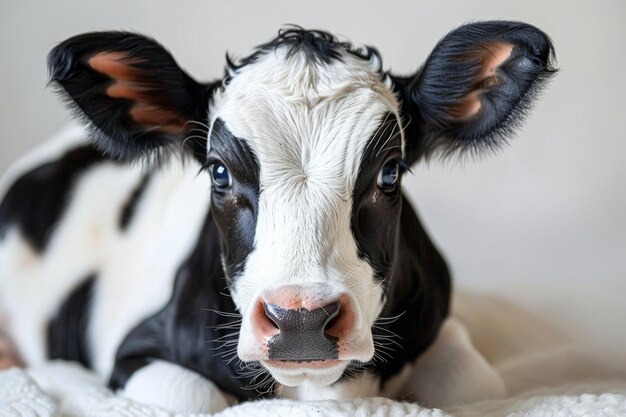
[[1, 1, 624, 351]]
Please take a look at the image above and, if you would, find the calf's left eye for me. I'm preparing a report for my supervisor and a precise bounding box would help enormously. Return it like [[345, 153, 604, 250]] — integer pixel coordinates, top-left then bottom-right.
[[377, 160, 400, 191]]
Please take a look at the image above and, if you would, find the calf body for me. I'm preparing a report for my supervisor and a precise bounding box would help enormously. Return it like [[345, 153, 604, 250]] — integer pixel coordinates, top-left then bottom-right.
[[0, 23, 555, 411]]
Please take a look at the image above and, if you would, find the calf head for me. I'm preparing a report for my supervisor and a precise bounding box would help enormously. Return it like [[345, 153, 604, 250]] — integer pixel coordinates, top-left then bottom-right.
[[49, 23, 555, 386]]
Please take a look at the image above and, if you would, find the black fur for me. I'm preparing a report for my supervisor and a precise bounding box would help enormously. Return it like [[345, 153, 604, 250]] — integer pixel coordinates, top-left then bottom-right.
[[392, 21, 557, 163], [225, 25, 384, 82], [47, 275, 96, 368], [350, 115, 450, 383], [204, 118, 260, 281], [0, 145, 104, 252], [367, 194, 450, 383], [351, 114, 405, 289], [48, 32, 220, 163], [119, 173, 150, 230], [109, 209, 270, 401]]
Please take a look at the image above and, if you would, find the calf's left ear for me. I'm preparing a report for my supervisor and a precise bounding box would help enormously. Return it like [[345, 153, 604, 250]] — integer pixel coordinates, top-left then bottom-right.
[[48, 32, 218, 162], [393, 21, 557, 163]]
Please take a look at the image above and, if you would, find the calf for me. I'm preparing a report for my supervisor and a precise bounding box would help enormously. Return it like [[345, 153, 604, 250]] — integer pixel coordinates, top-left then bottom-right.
[[0, 22, 555, 412]]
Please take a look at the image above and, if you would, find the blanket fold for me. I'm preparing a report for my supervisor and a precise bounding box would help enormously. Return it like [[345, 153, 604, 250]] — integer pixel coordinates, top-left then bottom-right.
[[1, 362, 625, 417]]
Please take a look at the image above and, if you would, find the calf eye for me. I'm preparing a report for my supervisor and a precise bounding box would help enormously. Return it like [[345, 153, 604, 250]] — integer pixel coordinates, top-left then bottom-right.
[[377, 160, 399, 191], [210, 163, 232, 189]]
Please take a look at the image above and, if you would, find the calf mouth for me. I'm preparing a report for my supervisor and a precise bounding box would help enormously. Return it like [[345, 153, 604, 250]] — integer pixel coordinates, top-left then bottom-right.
[[263, 358, 349, 387], [236, 284, 376, 386], [264, 359, 343, 369]]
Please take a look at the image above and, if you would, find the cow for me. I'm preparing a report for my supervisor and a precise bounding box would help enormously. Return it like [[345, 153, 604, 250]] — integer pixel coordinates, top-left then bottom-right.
[[0, 22, 556, 412]]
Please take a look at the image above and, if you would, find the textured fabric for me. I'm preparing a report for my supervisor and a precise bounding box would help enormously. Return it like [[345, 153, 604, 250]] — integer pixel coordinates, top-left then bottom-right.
[[1, 362, 625, 417], [0, 368, 56, 417]]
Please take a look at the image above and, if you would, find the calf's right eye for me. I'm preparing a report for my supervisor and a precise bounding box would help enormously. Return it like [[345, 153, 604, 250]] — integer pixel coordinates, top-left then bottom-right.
[[210, 163, 232, 189]]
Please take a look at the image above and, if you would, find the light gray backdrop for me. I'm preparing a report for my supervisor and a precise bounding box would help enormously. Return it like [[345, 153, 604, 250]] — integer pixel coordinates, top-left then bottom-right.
[[1, 1, 625, 350]]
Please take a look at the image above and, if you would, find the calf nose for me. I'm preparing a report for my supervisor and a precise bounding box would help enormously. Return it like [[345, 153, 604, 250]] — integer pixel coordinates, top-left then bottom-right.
[[264, 301, 340, 335], [252, 293, 354, 361], [263, 301, 340, 361]]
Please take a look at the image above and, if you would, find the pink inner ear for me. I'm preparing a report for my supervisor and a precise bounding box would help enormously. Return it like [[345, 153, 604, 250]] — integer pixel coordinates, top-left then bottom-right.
[[130, 104, 186, 134], [106, 80, 147, 101], [88, 52, 186, 134], [88, 51, 141, 81], [450, 42, 514, 121]]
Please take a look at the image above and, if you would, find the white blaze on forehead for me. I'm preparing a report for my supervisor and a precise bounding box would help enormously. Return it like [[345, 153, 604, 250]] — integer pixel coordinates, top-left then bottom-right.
[[210, 46, 401, 304]]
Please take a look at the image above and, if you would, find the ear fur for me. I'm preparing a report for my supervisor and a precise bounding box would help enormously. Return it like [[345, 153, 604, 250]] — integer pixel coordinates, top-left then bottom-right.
[[393, 21, 557, 163], [48, 32, 219, 163]]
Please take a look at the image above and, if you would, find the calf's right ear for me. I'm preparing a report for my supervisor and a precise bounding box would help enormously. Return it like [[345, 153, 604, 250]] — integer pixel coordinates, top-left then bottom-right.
[[48, 32, 219, 162]]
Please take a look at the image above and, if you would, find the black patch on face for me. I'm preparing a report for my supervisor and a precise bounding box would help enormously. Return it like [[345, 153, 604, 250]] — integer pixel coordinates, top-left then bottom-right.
[[349, 116, 451, 384], [367, 195, 450, 383], [119, 173, 151, 230], [351, 115, 405, 286], [109, 209, 272, 400], [206, 118, 260, 281], [225, 26, 383, 83], [0, 145, 105, 252], [265, 303, 339, 361], [46, 275, 96, 368]]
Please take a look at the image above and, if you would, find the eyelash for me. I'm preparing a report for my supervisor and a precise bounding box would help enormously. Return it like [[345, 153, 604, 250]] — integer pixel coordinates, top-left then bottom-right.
[[395, 158, 411, 173], [200, 157, 220, 173]]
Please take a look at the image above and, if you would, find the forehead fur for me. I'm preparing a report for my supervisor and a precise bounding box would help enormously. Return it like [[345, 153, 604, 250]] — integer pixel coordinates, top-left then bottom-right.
[[209, 30, 402, 192]]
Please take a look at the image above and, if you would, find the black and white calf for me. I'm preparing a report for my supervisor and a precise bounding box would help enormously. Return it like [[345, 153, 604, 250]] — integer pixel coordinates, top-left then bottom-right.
[[0, 22, 555, 412]]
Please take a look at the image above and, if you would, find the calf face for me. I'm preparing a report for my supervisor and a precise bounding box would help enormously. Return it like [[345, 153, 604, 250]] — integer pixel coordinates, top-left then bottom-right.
[[48, 23, 555, 387]]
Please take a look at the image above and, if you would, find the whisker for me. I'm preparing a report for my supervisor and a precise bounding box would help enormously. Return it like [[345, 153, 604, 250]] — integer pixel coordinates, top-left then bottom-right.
[[182, 135, 209, 151], [371, 113, 394, 152], [376, 122, 400, 158], [379, 144, 402, 155], [213, 344, 238, 354], [187, 127, 209, 134], [375, 311, 406, 324], [202, 308, 242, 318], [206, 331, 241, 344], [206, 317, 242, 329], [184, 120, 210, 130], [372, 325, 404, 340]]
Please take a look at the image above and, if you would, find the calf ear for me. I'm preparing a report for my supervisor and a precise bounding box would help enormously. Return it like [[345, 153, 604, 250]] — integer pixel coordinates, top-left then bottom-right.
[[48, 32, 218, 162], [393, 21, 557, 163]]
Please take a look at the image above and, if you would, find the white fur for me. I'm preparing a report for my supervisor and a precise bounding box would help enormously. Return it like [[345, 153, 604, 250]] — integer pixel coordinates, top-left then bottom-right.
[[0, 123, 87, 203], [0, 154, 145, 365], [382, 318, 506, 408], [0, 126, 213, 379], [278, 373, 380, 401], [89, 162, 211, 375], [263, 358, 349, 387], [122, 360, 233, 414], [211, 47, 403, 385]]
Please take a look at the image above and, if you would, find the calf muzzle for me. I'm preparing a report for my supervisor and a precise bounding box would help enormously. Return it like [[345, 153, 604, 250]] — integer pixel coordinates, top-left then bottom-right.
[[263, 302, 340, 361]]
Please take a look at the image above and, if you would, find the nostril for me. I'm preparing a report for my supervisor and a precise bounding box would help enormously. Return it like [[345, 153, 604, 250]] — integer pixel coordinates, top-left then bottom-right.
[[323, 296, 354, 339], [253, 300, 281, 339], [324, 311, 341, 332], [267, 318, 279, 330], [263, 303, 280, 330], [321, 301, 341, 335]]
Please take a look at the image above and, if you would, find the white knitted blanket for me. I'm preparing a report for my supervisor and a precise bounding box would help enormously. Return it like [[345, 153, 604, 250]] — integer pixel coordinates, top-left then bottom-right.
[[1, 361, 625, 417]]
